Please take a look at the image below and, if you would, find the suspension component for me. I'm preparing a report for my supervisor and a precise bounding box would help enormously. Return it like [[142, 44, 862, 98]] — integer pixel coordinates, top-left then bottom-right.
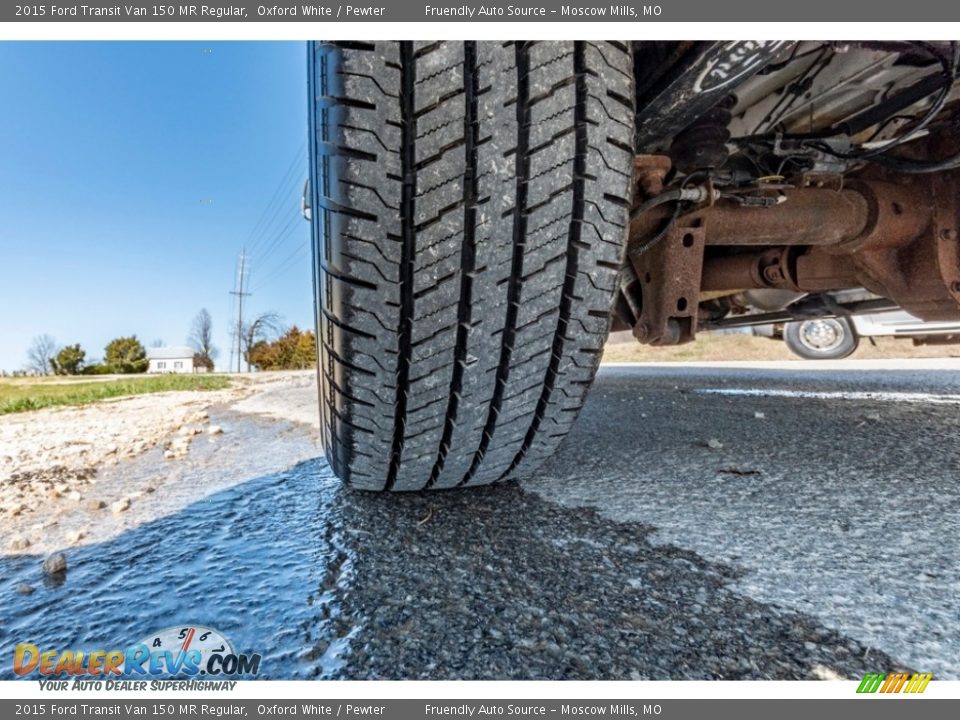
[[626, 170, 960, 345], [668, 98, 734, 173]]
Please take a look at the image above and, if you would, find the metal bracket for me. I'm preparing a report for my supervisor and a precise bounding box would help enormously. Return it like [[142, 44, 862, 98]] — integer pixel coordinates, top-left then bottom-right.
[[628, 225, 706, 345]]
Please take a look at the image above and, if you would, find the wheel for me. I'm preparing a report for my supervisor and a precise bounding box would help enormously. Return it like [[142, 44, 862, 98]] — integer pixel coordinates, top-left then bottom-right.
[[308, 41, 635, 490], [783, 317, 859, 360]]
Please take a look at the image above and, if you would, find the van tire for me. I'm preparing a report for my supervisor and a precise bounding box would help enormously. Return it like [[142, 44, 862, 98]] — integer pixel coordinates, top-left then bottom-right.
[[308, 40, 635, 490], [784, 318, 860, 360]]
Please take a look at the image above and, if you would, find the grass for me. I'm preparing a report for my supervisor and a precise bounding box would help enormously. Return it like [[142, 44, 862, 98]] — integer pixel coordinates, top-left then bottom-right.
[[0, 374, 232, 415]]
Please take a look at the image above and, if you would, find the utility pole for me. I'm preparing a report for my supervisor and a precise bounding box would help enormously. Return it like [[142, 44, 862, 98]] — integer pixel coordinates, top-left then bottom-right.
[[229, 249, 252, 372]]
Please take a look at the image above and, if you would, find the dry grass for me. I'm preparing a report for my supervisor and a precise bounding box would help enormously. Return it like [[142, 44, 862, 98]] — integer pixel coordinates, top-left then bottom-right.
[[601, 333, 960, 364]]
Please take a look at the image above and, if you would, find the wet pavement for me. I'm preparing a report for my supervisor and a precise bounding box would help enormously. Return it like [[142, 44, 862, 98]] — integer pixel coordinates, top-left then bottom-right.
[[2, 361, 958, 680]]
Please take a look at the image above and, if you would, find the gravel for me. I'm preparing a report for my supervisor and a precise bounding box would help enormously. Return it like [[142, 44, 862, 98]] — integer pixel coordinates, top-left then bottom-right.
[[335, 483, 903, 680]]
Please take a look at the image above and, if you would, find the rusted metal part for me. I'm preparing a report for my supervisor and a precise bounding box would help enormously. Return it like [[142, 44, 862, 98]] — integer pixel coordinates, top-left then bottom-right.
[[629, 187, 873, 247], [630, 174, 960, 320], [700, 247, 795, 293], [837, 173, 959, 320], [795, 248, 863, 291], [628, 225, 705, 345], [634, 155, 673, 196], [701, 247, 862, 293], [828, 180, 934, 253]]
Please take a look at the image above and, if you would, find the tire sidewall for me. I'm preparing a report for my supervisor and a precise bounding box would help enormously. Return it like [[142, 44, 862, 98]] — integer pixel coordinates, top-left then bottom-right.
[[784, 317, 859, 360]]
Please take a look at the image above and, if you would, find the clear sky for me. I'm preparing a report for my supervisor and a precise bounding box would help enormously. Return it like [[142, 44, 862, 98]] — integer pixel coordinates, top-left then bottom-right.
[[0, 41, 312, 372]]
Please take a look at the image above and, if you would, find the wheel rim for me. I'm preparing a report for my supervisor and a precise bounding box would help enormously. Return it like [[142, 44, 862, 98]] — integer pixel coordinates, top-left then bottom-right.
[[797, 318, 846, 353]]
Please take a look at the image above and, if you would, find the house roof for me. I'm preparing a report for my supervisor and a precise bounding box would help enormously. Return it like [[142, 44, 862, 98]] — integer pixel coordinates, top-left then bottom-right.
[[146, 346, 195, 360]]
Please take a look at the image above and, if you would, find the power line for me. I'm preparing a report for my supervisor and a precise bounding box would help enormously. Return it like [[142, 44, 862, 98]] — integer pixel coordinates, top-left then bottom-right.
[[250, 209, 304, 273], [251, 238, 310, 293], [249, 183, 305, 266], [246, 143, 307, 260]]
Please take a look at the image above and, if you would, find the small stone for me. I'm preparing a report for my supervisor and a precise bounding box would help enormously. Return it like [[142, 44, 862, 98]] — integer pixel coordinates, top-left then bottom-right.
[[866, 413, 881, 421], [54, 483, 68, 493], [812, 665, 845, 681], [67, 491, 82, 502], [47, 489, 62, 500], [42, 552, 67, 575], [16, 583, 36, 595], [9, 535, 31, 551], [66, 529, 86, 544], [207, 425, 223, 436], [111, 498, 131, 514], [84, 499, 106, 511], [754, 411, 766, 419], [707, 438, 724, 450], [164, 450, 176, 460], [143, 486, 156, 494]]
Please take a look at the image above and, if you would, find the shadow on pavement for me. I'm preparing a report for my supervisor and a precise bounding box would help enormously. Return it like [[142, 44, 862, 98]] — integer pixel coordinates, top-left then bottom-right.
[[1, 453, 906, 680]]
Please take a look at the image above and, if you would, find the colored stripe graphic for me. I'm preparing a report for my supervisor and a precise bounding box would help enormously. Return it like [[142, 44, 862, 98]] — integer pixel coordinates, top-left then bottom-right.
[[857, 672, 932, 694], [857, 673, 885, 693], [904, 673, 933, 694]]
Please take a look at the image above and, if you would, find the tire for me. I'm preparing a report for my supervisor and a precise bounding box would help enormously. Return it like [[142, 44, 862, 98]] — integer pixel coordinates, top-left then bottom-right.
[[783, 317, 859, 360], [308, 41, 635, 490]]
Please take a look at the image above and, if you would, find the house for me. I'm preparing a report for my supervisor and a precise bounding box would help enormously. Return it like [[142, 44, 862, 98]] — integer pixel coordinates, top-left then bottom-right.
[[146, 346, 196, 374]]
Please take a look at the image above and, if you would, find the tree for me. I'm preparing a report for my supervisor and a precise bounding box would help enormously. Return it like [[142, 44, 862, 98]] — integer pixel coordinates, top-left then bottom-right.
[[188, 308, 218, 366], [104, 335, 148, 374], [26, 334, 58, 375], [50, 344, 86, 375], [193, 352, 215, 372], [240, 312, 281, 372], [248, 326, 317, 371]]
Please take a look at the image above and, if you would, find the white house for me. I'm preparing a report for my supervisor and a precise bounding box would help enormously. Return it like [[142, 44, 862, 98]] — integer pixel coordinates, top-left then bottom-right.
[[146, 346, 195, 374]]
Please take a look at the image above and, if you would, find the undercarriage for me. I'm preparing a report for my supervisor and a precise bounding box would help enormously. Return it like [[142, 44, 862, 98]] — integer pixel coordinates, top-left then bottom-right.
[[622, 41, 960, 345]]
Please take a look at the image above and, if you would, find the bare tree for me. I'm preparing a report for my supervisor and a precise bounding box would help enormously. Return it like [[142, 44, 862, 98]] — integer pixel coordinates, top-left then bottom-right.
[[188, 309, 218, 363], [240, 312, 281, 372], [25, 334, 57, 375]]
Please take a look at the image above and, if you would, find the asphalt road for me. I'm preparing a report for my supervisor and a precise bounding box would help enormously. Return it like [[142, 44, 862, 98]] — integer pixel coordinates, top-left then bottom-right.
[[2, 360, 958, 680], [527, 360, 960, 680]]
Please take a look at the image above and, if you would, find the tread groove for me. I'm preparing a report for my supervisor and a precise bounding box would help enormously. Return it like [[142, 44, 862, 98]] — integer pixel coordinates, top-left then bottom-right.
[[505, 41, 587, 479], [426, 41, 479, 489], [459, 41, 530, 487], [385, 41, 417, 491]]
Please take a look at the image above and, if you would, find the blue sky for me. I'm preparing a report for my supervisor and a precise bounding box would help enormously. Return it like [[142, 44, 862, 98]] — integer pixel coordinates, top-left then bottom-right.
[[0, 41, 312, 372]]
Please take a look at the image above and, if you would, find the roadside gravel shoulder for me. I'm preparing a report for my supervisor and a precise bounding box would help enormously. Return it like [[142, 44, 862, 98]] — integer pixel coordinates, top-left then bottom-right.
[[0, 374, 322, 550]]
